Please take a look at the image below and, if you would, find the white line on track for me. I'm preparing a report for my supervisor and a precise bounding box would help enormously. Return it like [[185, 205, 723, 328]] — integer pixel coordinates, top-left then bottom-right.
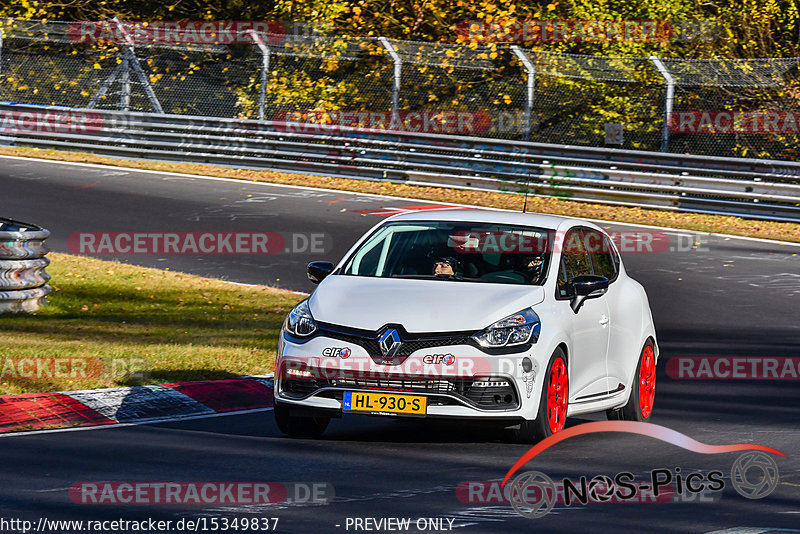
[[2, 154, 798, 249], [704, 529, 800, 533]]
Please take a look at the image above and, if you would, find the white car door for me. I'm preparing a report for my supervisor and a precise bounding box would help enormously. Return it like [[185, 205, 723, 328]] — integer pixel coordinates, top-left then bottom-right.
[[584, 229, 630, 392], [557, 228, 611, 401]]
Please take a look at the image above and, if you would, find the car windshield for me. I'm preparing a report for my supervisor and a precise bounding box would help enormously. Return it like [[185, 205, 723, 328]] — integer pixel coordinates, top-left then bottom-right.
[[340, 221, 554, 285]]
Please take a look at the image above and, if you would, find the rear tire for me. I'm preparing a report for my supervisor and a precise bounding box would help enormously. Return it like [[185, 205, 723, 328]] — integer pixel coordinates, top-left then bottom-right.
[[515, 347, 568, 443], [607, 340, 656, 422], [274, 401, 330, 438]]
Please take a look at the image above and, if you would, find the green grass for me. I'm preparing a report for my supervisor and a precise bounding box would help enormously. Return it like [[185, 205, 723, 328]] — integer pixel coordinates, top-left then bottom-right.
[[0, 253, 303, 395]]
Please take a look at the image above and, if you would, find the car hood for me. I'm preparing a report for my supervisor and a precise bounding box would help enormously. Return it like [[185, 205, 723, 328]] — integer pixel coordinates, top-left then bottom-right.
[[308, 275, 545, 332]]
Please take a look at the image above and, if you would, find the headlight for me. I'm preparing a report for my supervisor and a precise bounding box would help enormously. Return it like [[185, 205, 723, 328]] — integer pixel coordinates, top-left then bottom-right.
[[283, 300, 318, 337], [472, 308, 540, 348]]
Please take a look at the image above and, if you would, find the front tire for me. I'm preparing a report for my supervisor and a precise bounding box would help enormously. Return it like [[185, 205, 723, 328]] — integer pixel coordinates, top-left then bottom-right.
[[607, 340, 656, 422], [515, 347, 569, 443], [274, 401, 330, 438]]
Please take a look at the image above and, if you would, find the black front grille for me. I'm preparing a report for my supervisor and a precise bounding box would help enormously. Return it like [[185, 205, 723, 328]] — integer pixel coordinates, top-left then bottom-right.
[[317, 325, 473, 360], [282, 379, 321, 397], [465, 381, 518, 408], [285, 321, 533, 356], [281, 377, 519, 410], [328, 377, 472, 394], [317, 330, 382, 356]]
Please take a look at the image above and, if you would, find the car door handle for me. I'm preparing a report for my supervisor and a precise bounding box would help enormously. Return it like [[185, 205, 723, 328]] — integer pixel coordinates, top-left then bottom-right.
[[599, 315, 609, 326]]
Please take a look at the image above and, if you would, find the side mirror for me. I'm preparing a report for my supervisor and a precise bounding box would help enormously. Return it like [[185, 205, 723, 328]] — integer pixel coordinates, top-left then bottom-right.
[[570, 274, 609, 313], [307, 261, 335, 284]]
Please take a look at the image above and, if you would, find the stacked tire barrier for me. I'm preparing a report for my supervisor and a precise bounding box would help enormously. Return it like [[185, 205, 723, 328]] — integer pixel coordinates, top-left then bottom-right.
[[0, 218, 51, 313]]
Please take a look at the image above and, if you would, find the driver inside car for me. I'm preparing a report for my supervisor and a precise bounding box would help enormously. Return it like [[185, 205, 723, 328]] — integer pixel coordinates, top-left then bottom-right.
[[521, 254, 545, 282], [433, 257, 462, 277]]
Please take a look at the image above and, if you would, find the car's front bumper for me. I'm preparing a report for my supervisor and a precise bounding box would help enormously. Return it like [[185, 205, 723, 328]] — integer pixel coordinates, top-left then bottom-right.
[[275, 331, 545, 420]]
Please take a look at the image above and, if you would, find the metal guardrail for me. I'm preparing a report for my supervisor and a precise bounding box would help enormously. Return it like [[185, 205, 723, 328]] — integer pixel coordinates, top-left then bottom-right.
[[1, 103, 799, 222], [0, 217, 51, 313], [6, 17, 800, 161]]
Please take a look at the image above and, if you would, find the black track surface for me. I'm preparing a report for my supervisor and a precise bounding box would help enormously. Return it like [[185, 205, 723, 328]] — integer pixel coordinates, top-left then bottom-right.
[[1, 156, 798, 533]]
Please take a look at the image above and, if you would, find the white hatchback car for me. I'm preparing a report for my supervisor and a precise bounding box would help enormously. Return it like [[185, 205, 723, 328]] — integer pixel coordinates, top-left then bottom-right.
[[274, 210, 658, 441]]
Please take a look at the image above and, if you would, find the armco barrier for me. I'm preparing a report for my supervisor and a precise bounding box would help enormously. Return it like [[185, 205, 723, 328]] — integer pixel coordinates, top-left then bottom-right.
[[1, 103, 799, 222], [0, 217, 51, 313]]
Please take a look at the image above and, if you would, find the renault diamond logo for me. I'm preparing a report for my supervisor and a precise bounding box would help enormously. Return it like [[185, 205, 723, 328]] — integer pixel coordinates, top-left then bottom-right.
[[378, 328, 402, 358]]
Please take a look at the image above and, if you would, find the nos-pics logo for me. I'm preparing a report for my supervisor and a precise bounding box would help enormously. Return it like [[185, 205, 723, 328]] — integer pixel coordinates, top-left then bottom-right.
[[500, 422, 783, 519]]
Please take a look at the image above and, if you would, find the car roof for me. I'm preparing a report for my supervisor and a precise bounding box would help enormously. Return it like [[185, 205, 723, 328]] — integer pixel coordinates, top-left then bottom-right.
[[385, 208, 597, 231]]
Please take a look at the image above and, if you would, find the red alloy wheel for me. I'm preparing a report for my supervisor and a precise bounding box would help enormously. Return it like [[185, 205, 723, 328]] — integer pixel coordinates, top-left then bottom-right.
[[547, 358, 568, 433], [638, 346, 656, 418]]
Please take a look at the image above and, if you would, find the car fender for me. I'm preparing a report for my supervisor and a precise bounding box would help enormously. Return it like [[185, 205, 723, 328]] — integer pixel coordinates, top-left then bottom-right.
[[522, 302, 571, 419], [613, 279, 659, 408]]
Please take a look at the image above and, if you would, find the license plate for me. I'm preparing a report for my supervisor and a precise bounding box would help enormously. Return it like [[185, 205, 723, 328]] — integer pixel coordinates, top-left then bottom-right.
[[343, 391, 427, 416]]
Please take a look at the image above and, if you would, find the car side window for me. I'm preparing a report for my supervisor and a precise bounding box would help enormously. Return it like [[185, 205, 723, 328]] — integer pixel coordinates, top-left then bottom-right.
[[557, 229, 593, 298], [584, 229, 618, 281]]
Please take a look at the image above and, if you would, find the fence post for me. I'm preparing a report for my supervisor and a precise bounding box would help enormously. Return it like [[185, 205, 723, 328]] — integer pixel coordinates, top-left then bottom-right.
[[112, 18, 164, 114], [650, 55, 674, 152], [113, 19, 131, 112], [120, 53, 131, 111], [248, 29, 270, 121], [0, 30, 4, 86], [511, 45, 535, 142], [379, 37, 401, 118], [87, 61, 124, 109]]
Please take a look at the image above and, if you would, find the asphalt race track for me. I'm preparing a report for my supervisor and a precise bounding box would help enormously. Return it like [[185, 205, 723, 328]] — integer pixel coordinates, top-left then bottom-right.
[[1, 155, 799, 533]]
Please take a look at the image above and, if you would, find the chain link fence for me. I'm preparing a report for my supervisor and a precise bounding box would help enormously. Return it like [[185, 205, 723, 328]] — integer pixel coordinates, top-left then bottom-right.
[[662, 57, 800, 160], [262, 35, 392, 124], [525, 52, 666, 151], [2, 18, 800, 160]]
